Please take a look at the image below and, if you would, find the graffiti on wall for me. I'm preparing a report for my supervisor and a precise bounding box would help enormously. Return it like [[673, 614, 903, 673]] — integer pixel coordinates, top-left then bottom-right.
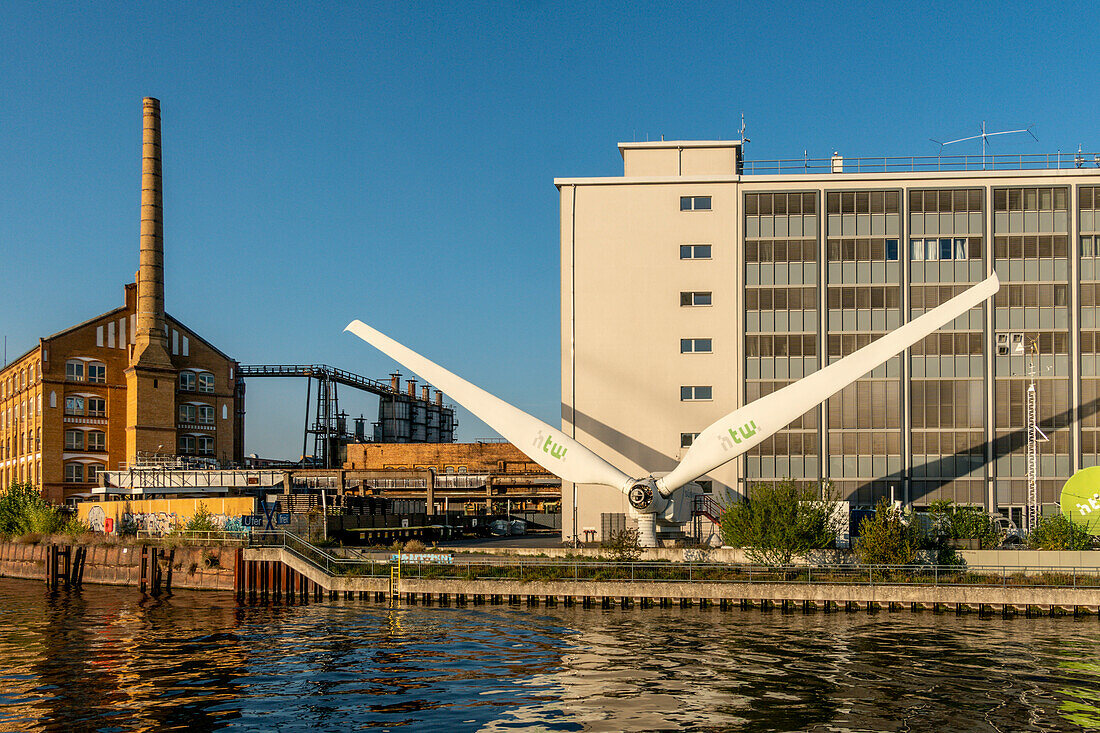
[[79, 497, 255, 536]]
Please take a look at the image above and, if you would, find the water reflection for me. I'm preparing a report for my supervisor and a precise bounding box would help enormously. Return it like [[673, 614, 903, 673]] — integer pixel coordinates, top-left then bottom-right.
[[1, 578, 1099, 732]]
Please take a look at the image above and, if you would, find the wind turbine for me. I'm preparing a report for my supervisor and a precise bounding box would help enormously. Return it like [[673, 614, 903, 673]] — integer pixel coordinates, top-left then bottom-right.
[[346, 274, 1000, 546]]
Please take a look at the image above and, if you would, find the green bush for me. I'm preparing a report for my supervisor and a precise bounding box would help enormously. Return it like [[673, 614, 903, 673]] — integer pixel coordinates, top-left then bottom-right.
[[855, 499, 923, 566], [720, 480, 841, 566], [1027, 513, 1093, 551], [183, 502, 219, 533], [0, 482, 67, 536], [600, 528, 643, 562]]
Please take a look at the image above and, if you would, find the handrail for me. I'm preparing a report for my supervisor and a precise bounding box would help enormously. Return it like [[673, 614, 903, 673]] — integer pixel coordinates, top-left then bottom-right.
[[245, 531, 1100, 589], [742, 152, 1100, 175]]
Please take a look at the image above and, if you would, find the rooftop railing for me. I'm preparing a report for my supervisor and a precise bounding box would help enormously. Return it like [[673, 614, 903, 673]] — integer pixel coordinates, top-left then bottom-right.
[[742, 152, 1100, 176]]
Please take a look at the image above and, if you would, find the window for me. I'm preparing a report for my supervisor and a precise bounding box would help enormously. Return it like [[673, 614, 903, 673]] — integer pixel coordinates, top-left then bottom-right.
[[680, 244, 712, 259], [681, 432, 700, 448], [681, 338, 713, 353], [886, 239, 899, 261], [64, 463, 83, 483], [87, 363, 106, 383], [197, 405, 215, 424], [64, 396, 84, 416], [680, 291, 712, 307], [65, 360, 84, 381], [179, 435, 196, 453], [65, 430, 84, 450], [197, 436, 215, 455], [86, 464, 103, 483], [197, 373, 214, 393], [179, 372, 196, 391], [87, 431, 105, 451], [87, 397, 106, 417], [222, 404, 229, 420], [696, 480, 713, 495], [681, 386, 713, 401], [179, 404, 196, 423], [680, 196, 711, 211]]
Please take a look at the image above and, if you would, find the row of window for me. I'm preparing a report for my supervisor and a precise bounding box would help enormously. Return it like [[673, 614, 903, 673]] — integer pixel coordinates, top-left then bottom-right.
[[911, 431, 984, 456], [913, 332, 985, 356], [911, 380, 984, 429], [826, 286, 901, 310], [909, 237, 976, 261], [993, 187, 1068, 213], [1082, 188, 1100, 211], [65, 396, 106, 417], [179, 435, 215, 455], [2, 362, 39, 397], [65, 360, 106, 383], [65, 429, 105, 451], [64, 462, 103, 483], [826, 191, 901, 215], [179, 371, 215, 392], [910, 189, 983, 214], [179, 404, 215, 424], [746, 286, 817, 311], [747, 192, 819, 215], [1, 430, 39, 458], [992, 235, 1069, 259], [827, 237, 900, 262], [745, 334, 818, 358], [746, 238, 818, 263], [996, 283, 1069, 308]]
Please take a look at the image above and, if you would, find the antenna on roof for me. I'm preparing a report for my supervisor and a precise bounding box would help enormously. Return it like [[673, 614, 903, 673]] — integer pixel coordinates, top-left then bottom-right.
[[739, 112, 750, 144], [930, 120, 1037, 169]]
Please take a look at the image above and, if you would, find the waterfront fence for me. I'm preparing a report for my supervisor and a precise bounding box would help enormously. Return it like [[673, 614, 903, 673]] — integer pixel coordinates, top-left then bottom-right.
[[246, 531, 1100, 590]]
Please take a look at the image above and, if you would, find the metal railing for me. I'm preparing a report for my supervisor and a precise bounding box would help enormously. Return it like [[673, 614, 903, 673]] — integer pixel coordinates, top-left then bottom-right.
[[742, 152, 1100, 176], [135, 530, 251, 544], [246, 531, 1100, 589]]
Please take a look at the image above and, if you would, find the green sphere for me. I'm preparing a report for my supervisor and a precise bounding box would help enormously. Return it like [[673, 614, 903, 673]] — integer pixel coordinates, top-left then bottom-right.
[[1059, 466, 1100, 535]]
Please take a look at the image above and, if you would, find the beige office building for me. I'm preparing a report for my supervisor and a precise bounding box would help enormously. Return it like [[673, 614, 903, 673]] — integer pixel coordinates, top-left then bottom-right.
[[558, 140, 1100, 542]]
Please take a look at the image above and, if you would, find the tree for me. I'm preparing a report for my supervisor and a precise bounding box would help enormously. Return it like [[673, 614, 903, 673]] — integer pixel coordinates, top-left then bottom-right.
[[855, 499, 922, 566], [1027, 513, 1093, 551], [0, 482, 66, 536], [601, 527, 643, 562], [719, 480, 840, 566], [923, 500, 1002, 563], [184, 501, 218, 533]]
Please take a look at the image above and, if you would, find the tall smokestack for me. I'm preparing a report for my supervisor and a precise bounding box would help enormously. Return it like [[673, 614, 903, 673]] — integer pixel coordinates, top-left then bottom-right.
[[132, 97, 171, 367]]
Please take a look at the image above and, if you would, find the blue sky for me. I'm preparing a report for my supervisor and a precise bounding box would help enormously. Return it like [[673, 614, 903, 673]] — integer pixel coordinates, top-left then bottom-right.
[[2, 1, 1099, 459]]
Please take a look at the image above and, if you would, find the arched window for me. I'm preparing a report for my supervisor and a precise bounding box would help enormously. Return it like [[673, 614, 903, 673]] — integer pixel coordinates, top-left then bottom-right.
[[49, 391, 56, 409], [87, 431, 106, 451], [222, 404, 228, 420], [197, 372, 214, 393], [178, 435, 196, 453], [64, 396, 84, 416], [86, 464, 104, 483], [197, 436, 214, 455], [87, 397, 106, 417], [64, 463, 83, 483], [88, 362, 106, 383], [179, 372, 195, 391], [64, 430, 84, 450], [65, 360, 85, 381]]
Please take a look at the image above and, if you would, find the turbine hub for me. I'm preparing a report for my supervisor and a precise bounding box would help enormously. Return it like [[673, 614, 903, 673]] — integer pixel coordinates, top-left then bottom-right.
[[627, 479, 657, 512]]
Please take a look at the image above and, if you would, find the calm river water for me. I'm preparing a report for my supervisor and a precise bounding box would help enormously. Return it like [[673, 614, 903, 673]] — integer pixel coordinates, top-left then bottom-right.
[[2, 578, 1099, 732]]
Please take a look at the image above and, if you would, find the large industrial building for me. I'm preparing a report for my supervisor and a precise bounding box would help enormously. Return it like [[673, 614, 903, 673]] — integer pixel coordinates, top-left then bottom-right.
[[558, 139, 1100, 542], [0, 98, 243, 504]]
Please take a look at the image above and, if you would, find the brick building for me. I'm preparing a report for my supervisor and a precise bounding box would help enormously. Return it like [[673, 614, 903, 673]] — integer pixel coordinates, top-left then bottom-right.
[[0, 98, 242, 504]]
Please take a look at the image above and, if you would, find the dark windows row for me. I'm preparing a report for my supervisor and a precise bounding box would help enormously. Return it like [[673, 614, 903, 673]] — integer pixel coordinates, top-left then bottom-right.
[[912, 332, 984, 356], [827, 431, 901, 455], [827, 381, 901, 429], [65, 359, 105, 383], [1079, 332, 1100, 353], [827, 285, 900, 310], [911, 430, 984, 455], [64, 462, 103, 483], [911, 284, 973, 310], [827, 237, 899, 262], [993, 187, 1068, 212], [911, 380, 983, 428], [179, 434, 215, 455], [1083, 236, 1100, 257], [1077, 379, 1100, 427], [64, 429, 105, 451], [745, 192, 817, 215], [994, 379, 1072, 429], [749, 431, 818, 456], [745, 239, 817, 263], [745, 334, 817, 357], [827, 333, 879, 357], [910, 237, 979, 261], [909, 189, 982, 214], [745, 381, 818, 429], [746, 286, 817, 311], [826, 191, 900, 215], [993, 235, 1069, 259], [996, 283, 1069, 308], [180, 371, 215, 393], [64, 396, 106, 417]]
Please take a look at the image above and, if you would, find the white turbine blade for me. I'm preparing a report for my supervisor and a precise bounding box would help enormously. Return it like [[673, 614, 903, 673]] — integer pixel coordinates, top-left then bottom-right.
[[344, 320, 634, 491], [658, 273, 1000, 494]]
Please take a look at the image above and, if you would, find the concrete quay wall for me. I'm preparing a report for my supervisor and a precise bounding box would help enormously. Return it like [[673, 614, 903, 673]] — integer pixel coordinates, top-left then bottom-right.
[[0, 541, 236, 591]]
